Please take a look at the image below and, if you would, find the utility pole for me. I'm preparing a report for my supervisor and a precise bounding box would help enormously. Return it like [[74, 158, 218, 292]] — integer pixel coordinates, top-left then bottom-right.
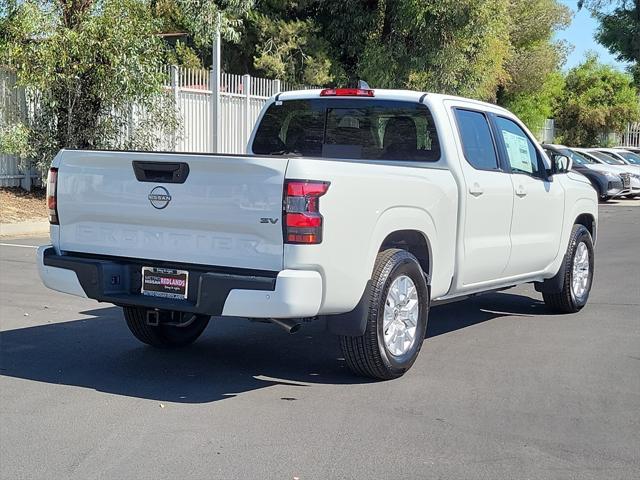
[[210, 12, 222, 153]]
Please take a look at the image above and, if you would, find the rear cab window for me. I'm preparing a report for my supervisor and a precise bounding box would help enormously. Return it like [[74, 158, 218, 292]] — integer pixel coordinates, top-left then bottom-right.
[[252, 99, 440, 162], [453, 109, 500, 171]]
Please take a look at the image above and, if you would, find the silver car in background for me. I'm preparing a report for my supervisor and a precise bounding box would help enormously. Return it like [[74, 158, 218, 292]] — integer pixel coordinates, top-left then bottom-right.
[[575, 148, 640, 199]]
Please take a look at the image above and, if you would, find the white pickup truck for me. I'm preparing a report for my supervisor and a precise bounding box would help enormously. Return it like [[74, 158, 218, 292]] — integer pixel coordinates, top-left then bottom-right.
[[37, 87, 598, 380]]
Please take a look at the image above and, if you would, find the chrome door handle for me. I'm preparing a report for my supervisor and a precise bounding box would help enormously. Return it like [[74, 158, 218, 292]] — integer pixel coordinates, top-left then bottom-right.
[[469, 183, 484, 197], [515, 185, 527, 197]]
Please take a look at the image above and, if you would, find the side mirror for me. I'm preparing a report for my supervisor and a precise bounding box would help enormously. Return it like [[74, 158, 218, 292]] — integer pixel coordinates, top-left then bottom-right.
[[552, 154, 572, 174]]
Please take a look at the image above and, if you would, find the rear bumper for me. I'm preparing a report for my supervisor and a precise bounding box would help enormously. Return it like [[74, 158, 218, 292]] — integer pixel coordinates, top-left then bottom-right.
[[37, 246, 322, 318]]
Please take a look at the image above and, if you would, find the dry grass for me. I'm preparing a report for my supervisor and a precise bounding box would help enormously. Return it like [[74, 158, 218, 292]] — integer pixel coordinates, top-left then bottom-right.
[[0, 187, 48, 223]]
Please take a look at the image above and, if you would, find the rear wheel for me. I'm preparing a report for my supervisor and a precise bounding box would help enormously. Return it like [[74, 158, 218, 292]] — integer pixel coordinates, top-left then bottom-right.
[[542, 224, 594, 313], [123, 307, 210, 347], [340, 249, 429, 380]]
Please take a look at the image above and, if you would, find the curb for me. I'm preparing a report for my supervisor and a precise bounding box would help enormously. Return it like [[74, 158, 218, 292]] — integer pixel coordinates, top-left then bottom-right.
[[0, 220, 49, 237]]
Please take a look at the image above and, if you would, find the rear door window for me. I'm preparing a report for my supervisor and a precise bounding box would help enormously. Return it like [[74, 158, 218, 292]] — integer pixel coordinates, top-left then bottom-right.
[[252, 99, 440, 162]]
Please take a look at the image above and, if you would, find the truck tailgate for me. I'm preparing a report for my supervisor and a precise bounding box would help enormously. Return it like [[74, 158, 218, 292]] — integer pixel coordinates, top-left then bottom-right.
[[55, 150, 288, 271]]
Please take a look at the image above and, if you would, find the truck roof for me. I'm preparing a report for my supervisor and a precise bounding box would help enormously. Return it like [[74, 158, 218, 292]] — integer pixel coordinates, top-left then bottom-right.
[[276, 88, 511, 114]]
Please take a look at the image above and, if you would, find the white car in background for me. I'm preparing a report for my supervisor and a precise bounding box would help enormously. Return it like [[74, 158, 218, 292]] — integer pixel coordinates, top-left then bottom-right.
[[619, 146, 640, 157], [597, 148, 640, 171], [575, 148, 640, 198]]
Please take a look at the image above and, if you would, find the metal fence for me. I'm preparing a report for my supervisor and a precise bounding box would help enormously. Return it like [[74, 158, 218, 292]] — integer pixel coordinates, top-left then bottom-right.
[[163, 66, 314, 154], [620, 123, 640, 148], [0, 70, 40, 189], [535, 118, 556, 144]]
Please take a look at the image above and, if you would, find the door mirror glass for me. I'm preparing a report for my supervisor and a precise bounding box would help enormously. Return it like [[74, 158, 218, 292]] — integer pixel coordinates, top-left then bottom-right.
[[553, 154, 572, 174]]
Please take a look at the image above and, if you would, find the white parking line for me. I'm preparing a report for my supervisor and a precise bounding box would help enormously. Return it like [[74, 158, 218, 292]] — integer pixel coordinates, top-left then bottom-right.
[[0, 243, 39, 249]]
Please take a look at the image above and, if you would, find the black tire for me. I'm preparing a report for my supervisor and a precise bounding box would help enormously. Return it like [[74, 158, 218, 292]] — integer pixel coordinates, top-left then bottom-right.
[[598, 194, 610, 203], [625, 194, 638, 199], [542, 224, 594, 313], [123, 307, 210, 347], [340, 249, 429, 380]]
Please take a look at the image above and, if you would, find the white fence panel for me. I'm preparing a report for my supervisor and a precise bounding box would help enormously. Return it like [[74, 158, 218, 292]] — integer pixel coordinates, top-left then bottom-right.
[[0, 70, 24, 189], [219, 94, 245, 154], [621, 123, 640, 148], [178, 90, 212, 153], [0, 155, 22, 188], [1, 69, 31, 188], [537, 119, 555, 144], [167, 68, 307, 154]]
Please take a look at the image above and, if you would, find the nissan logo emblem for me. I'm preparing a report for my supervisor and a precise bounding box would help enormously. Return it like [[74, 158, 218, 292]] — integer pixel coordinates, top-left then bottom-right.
[[148, 186, 172, 209]]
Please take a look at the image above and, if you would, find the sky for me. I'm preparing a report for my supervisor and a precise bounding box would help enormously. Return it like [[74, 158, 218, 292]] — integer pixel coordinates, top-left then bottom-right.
[[555, 0, 629, 71]]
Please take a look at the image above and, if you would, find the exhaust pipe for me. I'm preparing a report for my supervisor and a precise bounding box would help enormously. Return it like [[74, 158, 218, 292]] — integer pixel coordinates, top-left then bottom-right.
[[270, 318, 302, 334]]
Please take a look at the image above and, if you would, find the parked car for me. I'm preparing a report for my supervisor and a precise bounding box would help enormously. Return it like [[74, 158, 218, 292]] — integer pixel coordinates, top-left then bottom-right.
[[543, 144, 625, 201], [581, 148, 626, 166], [619, 146, 640, 156], [608, 148, 640, 168], [575, 148, 640, 198], [37, 87, 598, 380]]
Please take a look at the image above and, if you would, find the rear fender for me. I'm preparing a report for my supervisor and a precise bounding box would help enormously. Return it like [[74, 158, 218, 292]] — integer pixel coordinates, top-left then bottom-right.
[[327, 207, 436, 336]]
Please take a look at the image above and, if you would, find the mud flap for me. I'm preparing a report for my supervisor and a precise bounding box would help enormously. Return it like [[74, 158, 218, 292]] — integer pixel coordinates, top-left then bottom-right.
[[325, 281, 373, 337]]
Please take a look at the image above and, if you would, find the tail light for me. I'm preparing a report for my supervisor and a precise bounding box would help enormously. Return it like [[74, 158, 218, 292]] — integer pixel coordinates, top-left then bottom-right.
[[46, 167, 59, 225], [320, 88, 374, 97], [283, 180, 330, 244]]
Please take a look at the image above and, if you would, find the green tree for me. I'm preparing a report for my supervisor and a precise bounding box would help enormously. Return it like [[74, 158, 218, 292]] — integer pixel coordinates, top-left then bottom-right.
[[502, 0, 571, 95], [314, 0, 570, 102], [579, 1, 640, 84], [503, 72, 565, 135], [156, 0, 574, 100], [152, 0, 254, 68], [498, 0, 571, 133], [555, 54, 640, 146], [152, 1, 333, 85], [224, 1, 334, 85], [317, 0, 512, 100], [0, 0, 180, 171]]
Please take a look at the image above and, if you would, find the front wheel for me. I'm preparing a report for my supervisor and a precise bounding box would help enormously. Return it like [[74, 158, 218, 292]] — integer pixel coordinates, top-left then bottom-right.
[[542, 224, 594, 313], [124, 307, 210, 347], [340, 249, 429, 380]]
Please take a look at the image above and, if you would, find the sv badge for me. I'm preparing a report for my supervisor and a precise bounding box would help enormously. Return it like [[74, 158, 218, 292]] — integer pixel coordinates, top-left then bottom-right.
[[260, 217, 279, 224]]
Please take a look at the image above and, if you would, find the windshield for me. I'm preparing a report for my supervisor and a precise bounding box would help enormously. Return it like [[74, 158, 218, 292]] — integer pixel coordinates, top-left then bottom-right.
[[615, 150, 640, 165], [252, 99, 440, 161], [589, 151, 625, 165], [560, 148, 594, 165]]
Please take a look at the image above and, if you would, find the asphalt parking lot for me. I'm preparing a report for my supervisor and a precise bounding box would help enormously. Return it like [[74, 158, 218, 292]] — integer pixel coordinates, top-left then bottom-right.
[[1, 204, 639, 480]]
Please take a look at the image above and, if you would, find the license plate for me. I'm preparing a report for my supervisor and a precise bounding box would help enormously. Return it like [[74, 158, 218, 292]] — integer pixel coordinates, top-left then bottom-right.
[[141, 267, 189, 300]]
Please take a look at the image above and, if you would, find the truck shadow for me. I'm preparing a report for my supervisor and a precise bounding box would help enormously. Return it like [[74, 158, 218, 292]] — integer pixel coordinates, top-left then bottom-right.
[[0, 291, 548, 403]]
